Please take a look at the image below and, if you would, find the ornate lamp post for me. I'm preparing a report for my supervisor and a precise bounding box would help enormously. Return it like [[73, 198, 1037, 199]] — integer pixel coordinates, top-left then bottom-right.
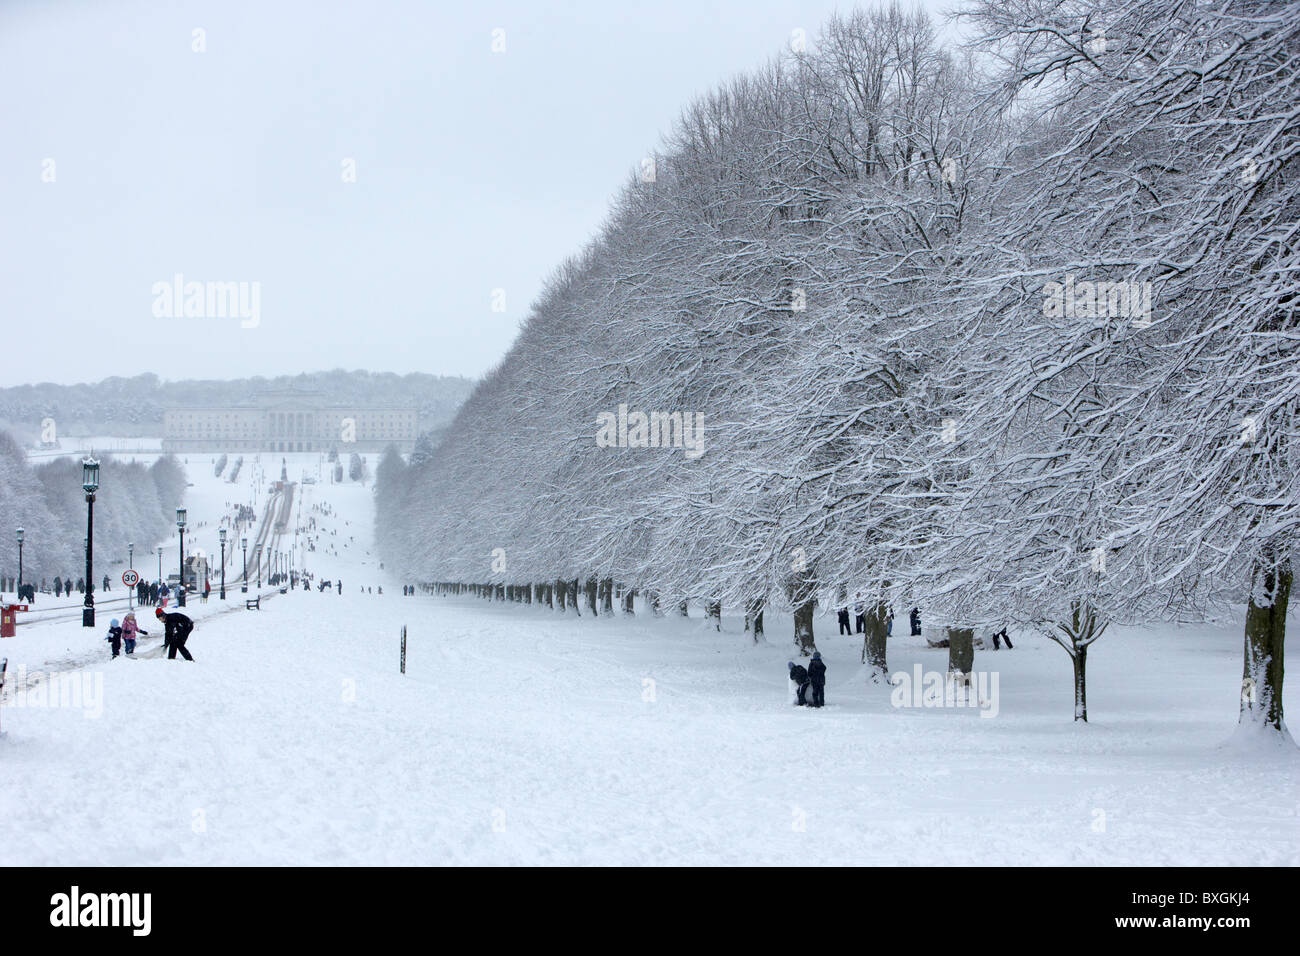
[[16, 527, 23, 599], [176, 508, 187, 608], [255, 544, 262, 589], [127, 541, 134, 610], [81, 458, 99, 627], [241, 536, 248, 593], [218, 528, 227, 600]]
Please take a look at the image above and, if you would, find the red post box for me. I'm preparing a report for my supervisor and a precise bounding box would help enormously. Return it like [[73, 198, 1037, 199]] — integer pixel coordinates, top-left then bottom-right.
[[1, 604, 27, 637]]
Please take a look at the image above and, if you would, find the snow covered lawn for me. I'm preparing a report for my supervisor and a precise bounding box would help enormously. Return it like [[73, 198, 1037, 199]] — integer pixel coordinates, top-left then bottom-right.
[[2, 450, 1294, 866], [0, 594, 1295, 865]]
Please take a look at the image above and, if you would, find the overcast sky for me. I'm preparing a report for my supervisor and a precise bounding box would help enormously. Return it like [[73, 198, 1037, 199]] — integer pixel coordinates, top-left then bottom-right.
[[1, 0, 957, 388]]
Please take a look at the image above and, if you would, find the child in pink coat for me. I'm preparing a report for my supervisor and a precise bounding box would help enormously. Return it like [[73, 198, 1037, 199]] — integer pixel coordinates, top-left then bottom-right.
[[120, 612, 148, 656]]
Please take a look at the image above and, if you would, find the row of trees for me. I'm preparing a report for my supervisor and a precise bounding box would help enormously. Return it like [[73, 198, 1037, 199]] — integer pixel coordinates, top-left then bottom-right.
[[376, 1, 1298, 733], [0, 431, 186, 588]]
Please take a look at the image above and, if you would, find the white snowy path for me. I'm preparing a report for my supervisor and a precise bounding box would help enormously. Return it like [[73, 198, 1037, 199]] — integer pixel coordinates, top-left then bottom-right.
[[0, 452, 1296, 865]]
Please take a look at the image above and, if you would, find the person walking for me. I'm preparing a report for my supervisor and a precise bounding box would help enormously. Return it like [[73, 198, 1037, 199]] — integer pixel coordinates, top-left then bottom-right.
[[853, 593, 866, 634], [837, 605, 852, 636], [909, 607, 922, 637]]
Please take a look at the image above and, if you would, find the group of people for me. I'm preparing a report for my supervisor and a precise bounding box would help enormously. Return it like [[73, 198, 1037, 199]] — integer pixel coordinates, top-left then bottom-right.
[[135, 579, 173, 607], [787, 653, 828, 708], [104, 607, 196, 660], [835, 598, 924, 638]]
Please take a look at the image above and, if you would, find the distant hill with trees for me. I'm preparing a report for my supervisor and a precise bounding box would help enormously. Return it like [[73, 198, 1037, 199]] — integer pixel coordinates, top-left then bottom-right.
[[0, 371, 476, 442]]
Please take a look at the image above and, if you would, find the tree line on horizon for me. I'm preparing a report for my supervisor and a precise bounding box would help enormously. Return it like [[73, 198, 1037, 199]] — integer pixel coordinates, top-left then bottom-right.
[[0, 370, 475, 443]]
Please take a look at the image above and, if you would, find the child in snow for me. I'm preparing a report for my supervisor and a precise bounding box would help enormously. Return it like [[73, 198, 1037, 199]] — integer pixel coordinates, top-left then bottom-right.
[[121, 612, 147, 656], [788, 660, 810, 706], [105, 619, 123, 659], [808, 651, 827, 708]]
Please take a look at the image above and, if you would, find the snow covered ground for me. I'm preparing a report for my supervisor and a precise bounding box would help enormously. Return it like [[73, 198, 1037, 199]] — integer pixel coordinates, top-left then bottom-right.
[[0, 452, 1296, 865]]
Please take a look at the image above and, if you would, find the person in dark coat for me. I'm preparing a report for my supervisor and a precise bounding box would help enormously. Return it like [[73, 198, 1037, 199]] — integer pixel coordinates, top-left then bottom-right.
[[788, 661, 810, 706], [837, 606, 852, 635], [808, 650, 827, 708], [909, 607, 921, 636], [149, 581, 159, 605], [853, 593, 866, 633], [336, 580, 342, 595], [156, 607, 195, 660], [104, 618, 123, 659]]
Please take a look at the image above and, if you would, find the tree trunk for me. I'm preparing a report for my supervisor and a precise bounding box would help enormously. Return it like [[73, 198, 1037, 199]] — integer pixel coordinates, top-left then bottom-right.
[[1241, 554, 1290, 732], [555, 579, 566, 611], [705, 600, 721, 631], [622, 588, 635, 615], [947, 627, 973, 680], [585, 577, 598, 616], [1073, 645, 1088, 722], [648, 589, 662, 617], [793, 597, 816, 656], [861, 601, 889, 682], [745, 598, 765, 643], [601, 577, 614, 615]]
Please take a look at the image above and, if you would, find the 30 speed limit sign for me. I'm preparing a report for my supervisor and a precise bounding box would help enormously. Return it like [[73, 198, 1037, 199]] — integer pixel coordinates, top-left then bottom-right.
[[122, 569, 140, 588]]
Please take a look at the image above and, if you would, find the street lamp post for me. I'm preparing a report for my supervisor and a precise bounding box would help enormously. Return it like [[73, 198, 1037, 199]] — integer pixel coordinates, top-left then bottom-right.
[[16, 527, 23, 600], [176, 508, 187, 608], [255, 545, 262, 589], [81, 458, 99, 627], [241, 536, 248, 593], [219, 528, 227, 600], [128, 541, 134, 610], [157, 547, 162, 589]]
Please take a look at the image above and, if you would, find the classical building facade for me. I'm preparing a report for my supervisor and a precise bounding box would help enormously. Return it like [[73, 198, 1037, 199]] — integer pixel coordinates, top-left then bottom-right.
[[162, 391, 418, 453]]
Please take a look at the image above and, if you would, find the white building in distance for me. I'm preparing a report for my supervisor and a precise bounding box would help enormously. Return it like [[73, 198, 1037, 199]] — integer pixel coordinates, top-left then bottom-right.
[[163, 390, 418, 453]]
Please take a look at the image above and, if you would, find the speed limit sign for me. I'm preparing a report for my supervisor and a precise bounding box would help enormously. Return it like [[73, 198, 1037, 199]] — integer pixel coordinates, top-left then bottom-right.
[[122, 569, 140, 588]]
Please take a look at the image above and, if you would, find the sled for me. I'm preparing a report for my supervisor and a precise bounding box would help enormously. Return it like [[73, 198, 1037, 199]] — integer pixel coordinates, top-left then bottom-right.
[[922, 626, 986, 649]]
